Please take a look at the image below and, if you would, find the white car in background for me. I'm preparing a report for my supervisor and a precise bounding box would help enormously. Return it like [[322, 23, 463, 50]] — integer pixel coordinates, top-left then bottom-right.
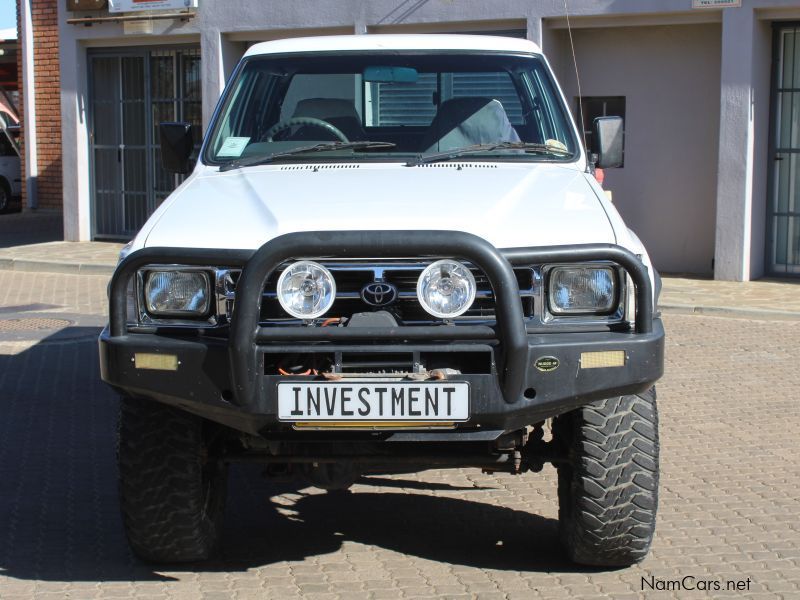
[[0, 88, 20, 213], [101, 35, 664, 567], [0, 126, 20, 213]]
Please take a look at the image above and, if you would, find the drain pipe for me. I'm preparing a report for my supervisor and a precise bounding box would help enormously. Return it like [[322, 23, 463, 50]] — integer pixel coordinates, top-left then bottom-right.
[[20, 0, 38, 210]]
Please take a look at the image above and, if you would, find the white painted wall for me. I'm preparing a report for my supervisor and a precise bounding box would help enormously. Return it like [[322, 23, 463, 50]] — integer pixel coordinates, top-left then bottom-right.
[[715, 9, 756, 281], [551, 23, 722, 276]]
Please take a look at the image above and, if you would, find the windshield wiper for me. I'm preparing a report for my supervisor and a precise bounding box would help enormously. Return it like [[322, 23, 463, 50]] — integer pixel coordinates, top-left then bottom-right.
[[405, 141, 572, 167], [219, 141, 396, 172]]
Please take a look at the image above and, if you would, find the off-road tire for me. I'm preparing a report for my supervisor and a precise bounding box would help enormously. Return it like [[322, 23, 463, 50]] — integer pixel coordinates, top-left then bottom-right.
[[117, 398, 228, 563], [555, 387, 659, 567]]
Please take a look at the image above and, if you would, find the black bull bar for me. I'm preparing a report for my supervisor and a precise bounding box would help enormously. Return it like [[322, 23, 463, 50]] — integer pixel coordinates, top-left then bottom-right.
[[109, 231, 653, 408]]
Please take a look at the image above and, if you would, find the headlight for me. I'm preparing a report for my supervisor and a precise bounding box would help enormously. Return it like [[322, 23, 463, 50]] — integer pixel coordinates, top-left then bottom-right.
[[144, 270, 210, 316], [277, 261, 336, 319], [417, 259, 476, 319], [548, 266, 617, 314]]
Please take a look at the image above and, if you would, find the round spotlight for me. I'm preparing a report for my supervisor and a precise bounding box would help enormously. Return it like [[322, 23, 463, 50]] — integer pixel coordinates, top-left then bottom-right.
[[416, 259, 477, 319], [276, 261, 336, 319]]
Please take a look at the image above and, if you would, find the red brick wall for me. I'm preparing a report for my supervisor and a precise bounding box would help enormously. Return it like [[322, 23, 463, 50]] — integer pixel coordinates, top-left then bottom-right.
[[16, 0, 62, 210]]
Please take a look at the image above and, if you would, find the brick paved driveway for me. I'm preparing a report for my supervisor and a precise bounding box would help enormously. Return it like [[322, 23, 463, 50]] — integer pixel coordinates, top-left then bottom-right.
[[0, 270, 798, 599]]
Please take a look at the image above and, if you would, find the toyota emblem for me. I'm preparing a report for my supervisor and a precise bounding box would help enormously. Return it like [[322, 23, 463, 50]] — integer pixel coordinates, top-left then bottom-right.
[[361, 282, 398, 307]]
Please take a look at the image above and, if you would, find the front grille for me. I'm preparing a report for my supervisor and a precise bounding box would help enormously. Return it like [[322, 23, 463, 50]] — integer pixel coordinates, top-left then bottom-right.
[[223, 261, 537, 326]]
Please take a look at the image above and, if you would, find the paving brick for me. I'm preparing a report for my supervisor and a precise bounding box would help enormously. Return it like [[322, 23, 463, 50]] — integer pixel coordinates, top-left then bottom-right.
[[367, 589, 403, 599], [472, 593, 505, 600]]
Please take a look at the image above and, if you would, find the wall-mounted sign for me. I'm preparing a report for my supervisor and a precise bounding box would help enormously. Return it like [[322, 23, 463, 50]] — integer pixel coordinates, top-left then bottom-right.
[[692, 0, 741, 8], [109, 0, 197, 13], [67, 0, 108, 10]]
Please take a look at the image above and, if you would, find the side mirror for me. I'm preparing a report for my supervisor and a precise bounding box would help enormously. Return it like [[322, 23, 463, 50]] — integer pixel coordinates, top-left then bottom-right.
[[159, 122, 194, 174], [592, 116, 624, 169]]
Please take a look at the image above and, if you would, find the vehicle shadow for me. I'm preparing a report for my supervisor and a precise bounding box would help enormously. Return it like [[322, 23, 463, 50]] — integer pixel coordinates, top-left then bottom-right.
[[215, 467, 584, 574], [0, 328, 591, 585]]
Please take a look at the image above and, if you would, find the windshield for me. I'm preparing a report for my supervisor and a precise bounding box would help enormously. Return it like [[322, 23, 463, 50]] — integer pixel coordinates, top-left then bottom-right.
[[204, 52, 579, 166]]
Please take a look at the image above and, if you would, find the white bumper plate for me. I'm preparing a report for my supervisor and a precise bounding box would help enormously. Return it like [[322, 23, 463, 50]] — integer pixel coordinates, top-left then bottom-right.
[[277, 381, 470, 422]]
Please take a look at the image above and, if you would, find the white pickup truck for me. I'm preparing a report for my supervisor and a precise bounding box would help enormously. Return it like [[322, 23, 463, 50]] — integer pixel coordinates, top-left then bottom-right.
[[101, 34, 664, 566]]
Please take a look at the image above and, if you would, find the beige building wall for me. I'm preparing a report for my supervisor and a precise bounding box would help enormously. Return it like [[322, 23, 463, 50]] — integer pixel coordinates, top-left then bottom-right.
[[549, 24, 722, 275]]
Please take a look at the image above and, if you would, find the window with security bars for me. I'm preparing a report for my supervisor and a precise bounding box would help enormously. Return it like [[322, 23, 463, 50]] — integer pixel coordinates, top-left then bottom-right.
[[369, 73, 437, 127], [769, 25, 800, 274], [367, 71, 524, 127], [90, 46, 201, 239], [151, 48, 202, 208]]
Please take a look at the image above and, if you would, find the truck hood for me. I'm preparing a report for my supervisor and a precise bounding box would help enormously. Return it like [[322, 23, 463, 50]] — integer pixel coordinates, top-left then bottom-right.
[[143, 163, 616, 250]]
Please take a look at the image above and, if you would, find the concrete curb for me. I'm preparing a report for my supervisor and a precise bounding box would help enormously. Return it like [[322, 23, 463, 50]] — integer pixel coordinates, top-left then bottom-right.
[[659, 303, 800, 320], [0, 257, 115, 276]]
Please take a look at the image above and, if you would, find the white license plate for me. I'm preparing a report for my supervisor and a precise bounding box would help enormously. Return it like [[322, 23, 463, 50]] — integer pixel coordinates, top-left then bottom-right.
[[277, 381, 469, 422]]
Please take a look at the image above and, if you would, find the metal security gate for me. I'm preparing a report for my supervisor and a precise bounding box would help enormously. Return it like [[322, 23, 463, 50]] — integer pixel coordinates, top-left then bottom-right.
[[769, 24, 800, 275], [89, 47, 201, 239]]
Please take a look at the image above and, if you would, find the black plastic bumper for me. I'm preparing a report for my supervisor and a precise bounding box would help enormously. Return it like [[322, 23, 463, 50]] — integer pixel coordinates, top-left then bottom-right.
[[101, 230, 663, 436]]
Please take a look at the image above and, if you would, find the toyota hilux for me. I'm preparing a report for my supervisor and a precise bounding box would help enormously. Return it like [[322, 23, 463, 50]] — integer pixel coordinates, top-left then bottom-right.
[[100, 34, 664, 566]]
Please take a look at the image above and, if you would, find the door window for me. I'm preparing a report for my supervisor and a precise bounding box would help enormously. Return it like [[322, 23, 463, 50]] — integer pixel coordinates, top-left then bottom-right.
[[770, 25, 800, 274], [89, 47, 201, 239]]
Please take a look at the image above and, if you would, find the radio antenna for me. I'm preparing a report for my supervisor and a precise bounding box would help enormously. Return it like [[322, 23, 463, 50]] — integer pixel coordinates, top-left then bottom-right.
[[563, 0, 588, 162]]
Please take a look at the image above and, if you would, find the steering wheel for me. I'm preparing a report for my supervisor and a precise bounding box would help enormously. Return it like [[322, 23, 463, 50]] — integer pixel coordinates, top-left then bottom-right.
[[263, 117, 349, 143]]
